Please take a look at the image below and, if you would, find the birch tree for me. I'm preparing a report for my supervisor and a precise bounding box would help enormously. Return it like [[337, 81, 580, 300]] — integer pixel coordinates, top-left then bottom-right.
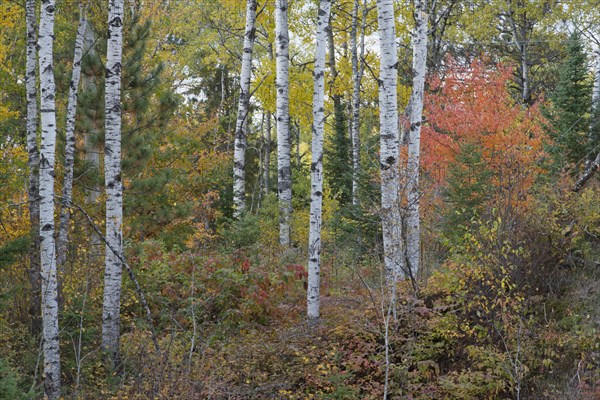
[[350, 0, 367, 206], [405, 0, 428, 281], [38, 0, 61, 396], [57, 5, 87, 272], [276, 0, 292, 246], [233, 0, 257, 218], [377, 0, 404, 281], [102, 0, 125, 364], [25, 0, 41, 335], [307, 0, 331, 323]]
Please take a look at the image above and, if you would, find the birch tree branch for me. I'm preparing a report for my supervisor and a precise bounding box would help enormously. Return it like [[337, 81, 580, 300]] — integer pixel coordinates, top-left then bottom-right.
[[66, 199, 161, 354]]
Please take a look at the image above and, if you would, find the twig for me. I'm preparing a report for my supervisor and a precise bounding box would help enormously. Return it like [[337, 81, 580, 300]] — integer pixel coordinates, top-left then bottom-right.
[[68, 200, 161, 354], [188, 253, 198, 371]]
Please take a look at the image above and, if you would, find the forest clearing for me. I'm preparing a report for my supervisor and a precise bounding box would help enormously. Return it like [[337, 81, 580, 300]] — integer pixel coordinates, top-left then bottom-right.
[[0, 0, 599, 398]]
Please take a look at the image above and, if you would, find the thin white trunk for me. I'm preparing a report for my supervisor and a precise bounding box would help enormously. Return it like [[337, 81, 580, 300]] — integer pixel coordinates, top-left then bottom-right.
[[262, 112, 272, 195], [405, 0, 428, 282], [57, 6, 87, 272], [592, 46, 600, 111], [233, 0, 257, 218], [574, 46, 600, 192], [307, 0, 331, 323], [377, 0, 404, 282], [276, 0, 292, 246], [38, 0, 61, 397], [350, 0, 360, 206], [521, 47, 530, 104], [26, 0, 41, 335], [506, 9, 530, 104], [102, 0, 125, 364]]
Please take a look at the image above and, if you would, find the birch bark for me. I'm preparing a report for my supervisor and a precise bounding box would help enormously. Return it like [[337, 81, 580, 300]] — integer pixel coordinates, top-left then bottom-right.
[[505, 6, 531, 104], [233, 0, 257, 218], [276, 0, 292, 246], [102, 0, 125, 365], [262, 112, 272, 195], [26, 0, 41, 335], [377, 0, 404, 281], [307, 0, 331, 323], [38, 0, 61, 396], [405, 0, 428, 281], [574, 45, 600, 191], [57, 6, 87, 272]]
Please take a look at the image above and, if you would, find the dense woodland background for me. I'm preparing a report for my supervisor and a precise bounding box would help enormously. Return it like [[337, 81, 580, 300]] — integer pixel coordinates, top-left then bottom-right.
[[0, 0, 599, 398]]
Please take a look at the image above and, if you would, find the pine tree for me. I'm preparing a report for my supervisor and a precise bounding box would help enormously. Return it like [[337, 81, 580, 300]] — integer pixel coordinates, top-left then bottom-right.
[[548, 31, 591, 170], [120, 17, 182, 243], [325, 99, 352, 204], [76, 17, 182, 244], [443, 142, 492, 242], [324, 23, 352, 205]]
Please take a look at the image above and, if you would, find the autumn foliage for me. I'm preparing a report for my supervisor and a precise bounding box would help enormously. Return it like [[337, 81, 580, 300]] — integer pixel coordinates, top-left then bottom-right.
[[421, 60, 547, 231]]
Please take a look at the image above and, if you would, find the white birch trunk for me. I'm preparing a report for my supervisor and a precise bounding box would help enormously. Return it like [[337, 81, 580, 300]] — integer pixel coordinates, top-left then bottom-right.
[[405, 0, 428, 281], [262, 112, 272, 195], [26, 0, 42, 335], [592, 46, 600, 113], [57, 6, 87, 272], [521, 46, 530, 104], [276, 0, 292, 247], [506, 9, 530, 104], [377, 0, 404, 281], [350, 0, 360, 206], [102, 0, 125, 364], [38, 0, 61, 397], [307, 0, 331, 323], [233, 0, 257, 218], [574, 45, 600, 191]]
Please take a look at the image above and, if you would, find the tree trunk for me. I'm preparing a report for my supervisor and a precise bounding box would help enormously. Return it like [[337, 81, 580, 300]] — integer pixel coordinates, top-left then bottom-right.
[[102, 0, 125, 366], [506, 7, 531, 105], [307, 0, 331, 323], [377, 0, 404, 282], [405, 0, 428, 282], [276, 0, 292, 247], [263, 111, 272, 195], [26, 0, 41, 336], [521, 45, 530, 104], [350, 0, 367, 206], [574, 45, 600, 192], [38, 0, 61, 397], [233, 0, 257, 218], [57, 5, 87, 273]]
